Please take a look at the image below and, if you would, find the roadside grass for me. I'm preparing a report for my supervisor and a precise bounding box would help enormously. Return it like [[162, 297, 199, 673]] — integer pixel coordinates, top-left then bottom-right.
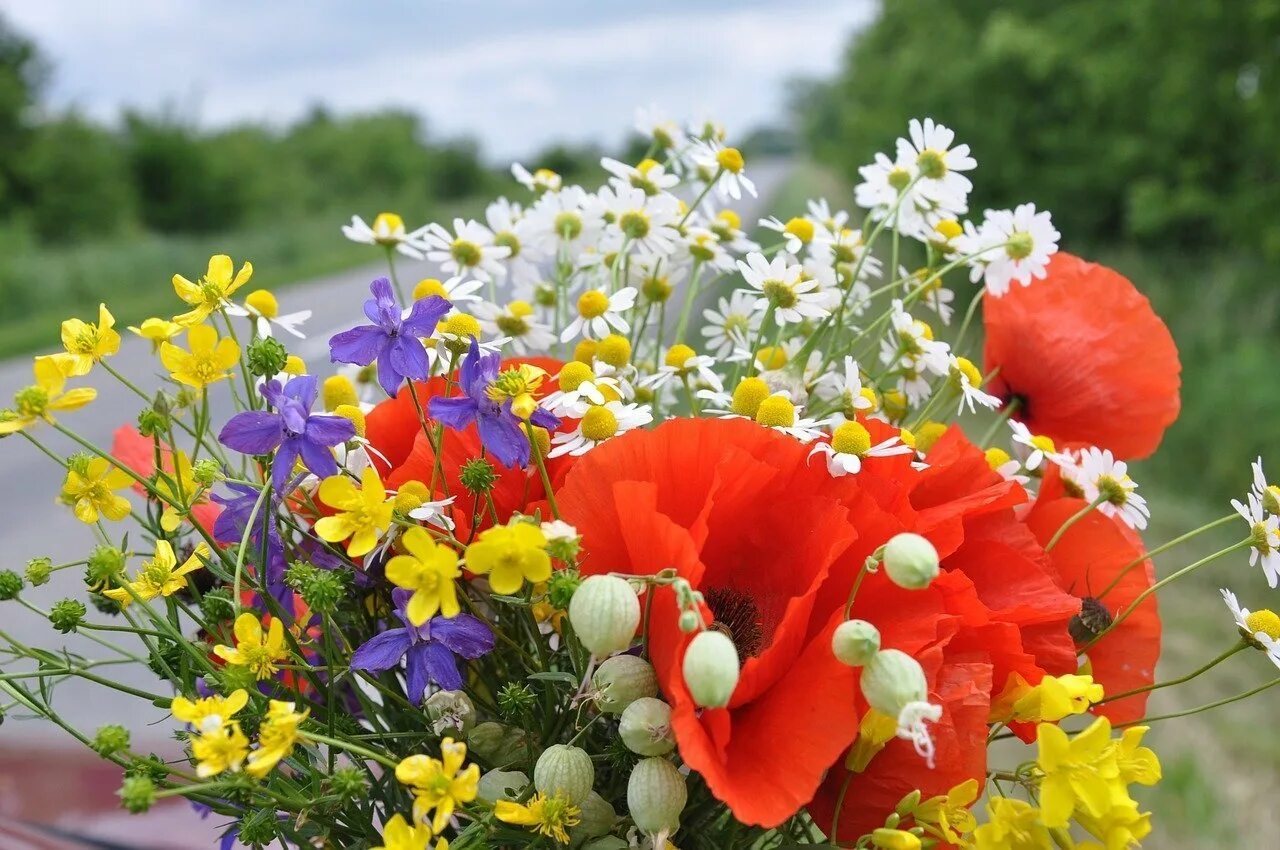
[[0, 195, 484, 360]]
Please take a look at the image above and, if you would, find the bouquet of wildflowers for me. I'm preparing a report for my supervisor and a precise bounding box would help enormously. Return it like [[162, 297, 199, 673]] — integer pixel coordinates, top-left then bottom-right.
[[2, 110, 1277, 850]]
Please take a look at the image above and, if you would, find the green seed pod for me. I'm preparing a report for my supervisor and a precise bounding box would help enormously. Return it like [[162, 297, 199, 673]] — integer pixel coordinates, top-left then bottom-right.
[[24, 557, 52, 587], [682, 630, 739, 708], [882, 533, 939, 590], [569, 575, 641, 657], [118, 775, 155, 814], [534, 744, 594, 804], [860, 649, 928, 720], [477, 769, 529, 805], [678, 610, 699, 633], [627, 757, 687, 836], [832, 619, 881, 667], [619, 697, 675, 756], [582, 839, 629, 850], [592, 654, 659, 714], [424, 690, 476, 736], [569, 791, 617, 845], [93, 724, 131, 757], [468, 721, 532, 765]]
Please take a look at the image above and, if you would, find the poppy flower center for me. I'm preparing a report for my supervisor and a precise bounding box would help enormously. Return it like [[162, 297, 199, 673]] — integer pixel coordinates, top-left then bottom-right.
[[1068, 596, 1113, 644], [704, 586, 765, 658]]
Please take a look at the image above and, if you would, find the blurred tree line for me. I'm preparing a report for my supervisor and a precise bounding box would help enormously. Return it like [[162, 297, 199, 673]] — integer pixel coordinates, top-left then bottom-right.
[[797, 0, 1280, 257], [0, 14, 498, 247]]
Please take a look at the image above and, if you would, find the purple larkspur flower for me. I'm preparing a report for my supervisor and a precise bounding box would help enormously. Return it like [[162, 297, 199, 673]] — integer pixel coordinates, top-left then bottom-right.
[[429, 337, 559, 467], [218, 374, 355, 493], [211, 482, 293, 616], [349, 588, 494, 705], [328, 277, 450, 395]]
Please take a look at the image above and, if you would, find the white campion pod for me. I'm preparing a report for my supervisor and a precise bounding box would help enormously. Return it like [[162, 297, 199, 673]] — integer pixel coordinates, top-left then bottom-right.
[[619, 697, 675, 756], [882, 533, 940, 590], [682, 630, 740, 708], [593, 654, 659, 714], [831, 619, 881, 667], [569, 575, 642, 657], [627, 757, 688, 836], [860, 648, 928, 719], [570, 791, 618, 843], [476, 769, 528, 804], [533, 744, 594, 804]]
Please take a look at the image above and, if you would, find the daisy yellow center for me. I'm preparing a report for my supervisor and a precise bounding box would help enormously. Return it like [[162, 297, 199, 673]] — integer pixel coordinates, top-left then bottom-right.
[[1264, 485, 1280, 516], [1006, 231, 1034, 260], [985, 447, 1012, 469], [450, 238, 483, 268], [245, 289, 279, 318], [334, 405, 366, 438], [494, 230, 521, 258], [414, 278, 448, 300], [578, 291, 610, 319], [916, 148, 947, 179], [581, 405, 619, 442], [898, 427, 916, 449], [951, 357, 983, 387], [762, 279, 798, 309], [887, 167, 913, 191], [915, 421, 947, 453], [754, 395, 795, 428], [558, 361, 594, 392], [688, 234, 717, 263], [1246, 609, 1280, 639], [935, 219, 963, 240], [718, 209, 741, 230], [722, 313, 750, 339], [534, 284, 557, 307], [642, 275, 673, 302], [618, 210, 651, 240], [440, 313, 482, 339], [554, 211, 583, 240], [716, 147, 745, 173], [534, 168, 559, 185], [831, 421, 872, 456], [664, 344, 696, 370], [596, 334, 631, 367], [831, 242, 857, 265], [755, 345, 788, 371], [1250, 522, 1274, 553], [1095, 474, 1130, 506], [1030, 434, 1056, 453], [373, 212, 404, 234], [509, 300, 534, 318], [731, 377, 770, 417], [783, 217, 814, 243]]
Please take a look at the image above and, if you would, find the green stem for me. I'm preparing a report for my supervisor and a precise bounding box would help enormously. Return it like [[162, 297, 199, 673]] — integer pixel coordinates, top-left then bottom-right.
[[1117, 675, 1280, 728], [1044, 496, 1106, 552], [1097, 641, 1248, 705], [1096, 512, 1237, 602]]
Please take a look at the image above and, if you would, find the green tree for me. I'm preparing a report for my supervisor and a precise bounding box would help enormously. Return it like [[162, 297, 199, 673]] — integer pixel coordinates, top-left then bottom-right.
[[20, 112, 135, 241], [0, 13, 47, 212]]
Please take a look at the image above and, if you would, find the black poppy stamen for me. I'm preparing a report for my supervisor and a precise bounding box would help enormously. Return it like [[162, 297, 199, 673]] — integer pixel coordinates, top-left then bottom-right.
[[704, 586, 765, 658]]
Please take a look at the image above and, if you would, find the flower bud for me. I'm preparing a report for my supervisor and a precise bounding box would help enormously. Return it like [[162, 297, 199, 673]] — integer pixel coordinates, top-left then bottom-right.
[[425, 690, 476, 736], [477, 769, 529, 804], [872, 828, 922, 850], [246, 337, 288, 378], [93, 724, 131, 757], [570, 791, 618, 843], [331, 766, 367, 800], [682, 630, 739, 709], [592, 655, 658, 714], [192, 458, 221, 487], [627, 757, 687, 836], [24, 556, 52, 587], [678, 610, 699, 633], [546, 568, 581, 609], [49, 598, 86, 633], [832, 619, 881, 666], [534, 744, 594, 804], [882, 533, 939, 590], [619, 697, 675, 756], [460, 457, 498, 494], [0, 569, 23, 601], [860, 649, 928, 720], [118, 775, 155, 813], [569, 575, 641, 657]]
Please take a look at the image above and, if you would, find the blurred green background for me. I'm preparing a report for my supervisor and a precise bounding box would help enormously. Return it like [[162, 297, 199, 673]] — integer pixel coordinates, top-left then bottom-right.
[[2, 2, 1278, 844]]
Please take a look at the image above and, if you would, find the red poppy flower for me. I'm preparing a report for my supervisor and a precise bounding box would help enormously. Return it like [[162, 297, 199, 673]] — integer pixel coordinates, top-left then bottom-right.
[[1026, 495, 1160, 724], [110, 424, 222, 532], [983, 252, 1180, 459]]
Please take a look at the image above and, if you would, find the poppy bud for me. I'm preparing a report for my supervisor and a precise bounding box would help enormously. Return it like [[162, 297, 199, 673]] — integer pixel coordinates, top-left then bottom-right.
[[593, 654, 659, 714], [832, 619, 881, 666], [860, 649, 928, 720], [627, 757, 687, 836], [477, 769, 528, 804], [619, 697, 675, 756], [682, 630, 740, 709], [534, 744, 594, 804], [568, 575, 641, 657], [882, 533, 939, 590]]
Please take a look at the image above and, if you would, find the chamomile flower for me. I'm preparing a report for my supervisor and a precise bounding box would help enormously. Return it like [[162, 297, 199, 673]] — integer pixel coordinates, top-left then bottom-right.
[[560, 287, 638, 342], [511, 162, 562, 193], [1009, 420, 1060, 472], [737, 252, 830, 325], [896, 118, 975, 210], [759, 216, 815, 255], [601, 156, 680, 195], [986, 447, 1030, 486], [639, 344, 723, 393], [525, 186, 596, 256], [701, 290, 762, 357], [231, 289, 311, 339], [899, 266, 955, 325], [1221, 588, 1280, 649], [752, 393, 827, 442], [1245, 456, 1280, 513], [1232, 493, 1280, 588], [806, 198, 851, 241], [548, 401, 652, 457], [422, 218, 511, 283], [343, 212, 426, 259], [948, 356, 1001, 414], [879, 301, 950, 376], [473, 300, 555, 355], [854, 152, 924, 232], [591, 184, 681, 257], [682, 226, 733, 271], [635, 105, 687, 153], [811, 229, 883, 284], [1063, 447, 1151, 531], [485, 198, 541, 286], [960, 203, 1060, 296], [707, 209, 760, 254], [689, 140, 756, 201], [543, 360, 626, 418], [809, 420, 913, 476], [815, 357, 878, 418]]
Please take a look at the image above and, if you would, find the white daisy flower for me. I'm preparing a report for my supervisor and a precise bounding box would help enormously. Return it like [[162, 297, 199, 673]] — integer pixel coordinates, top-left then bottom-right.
[[815, 357, 877, 417], [682, 227, 734, 271], [1061, 447, 1151, 531], [524, 186, 596, 257], [590, 185, 682, 258], [639, 345, 723, 393], [959, 203, 1060, 296], [1222, 589, 1280, 668], [543, 361, 629, 418], [1008, 420, 1063, 472], [601, 157, 680, 195], [341, 212, 427, 259], [809, 420, 913, 477], [701, 290, 762, 357], [811, 229, 884, 284], [485, 198, 542, 286], [229, 289, 310, 339], [806, 198, 851, 241], [408, 496, 457, 532], [895, 118, 975, 212], [1232, 493, 1280, 588], [854, 152, 927, 234], [737, 251, 831, 326], [752, 392, 827, 442], [898, 266, 955, 325], [549, 401, 652, 457], [688, 139, 756, 201], [410, 275, 485, 307], [879, 300, 951, 376], [635, 105, 687, 153], [472, 300, 556, 355], [948, 356, 1002, 414], [758, 215, 816, 255], [559, 287, 639, 342], [511, 163, 562, 194], [707, 209, 760, 254], [422, 218, 511, 283]]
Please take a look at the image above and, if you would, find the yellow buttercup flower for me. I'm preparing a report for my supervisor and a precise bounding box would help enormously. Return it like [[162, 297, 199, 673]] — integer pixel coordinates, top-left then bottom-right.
[[103, 540, 208, 606], [374, 813, 442, 850], [0, 355, 96, 435], [171, 688, 249, 735], [494, 792, 582, 845], [129, 317, 183, 351], [1036, 716, 1124, 828], [972, 797, 1051, 849], [464, 522, 551, 595], [59, 303, 120, 376], [60, 457, 133, 524], [395, 738, 480, 834], [161, 325, 240, 389], [153, 449, 205, 533], [914, 778, 979, 844], [192, 721, 250, 777], [315, 467, 395, 558], [246, 700, 309, 778], [213, 613, 290, 680], [172, 254, 254, 326], [385, 526, 462, 625]]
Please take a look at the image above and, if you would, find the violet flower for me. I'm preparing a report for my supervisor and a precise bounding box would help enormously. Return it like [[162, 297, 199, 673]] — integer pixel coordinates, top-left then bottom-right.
[[349, 588, 494, 705], [429, 338, 559, 467], [328, 277, 450, 395], [218, 374, 355, 493], [211, 482, 292, 616]]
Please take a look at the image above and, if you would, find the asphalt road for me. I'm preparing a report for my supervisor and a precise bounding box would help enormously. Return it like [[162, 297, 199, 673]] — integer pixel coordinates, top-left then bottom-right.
[[0, 160, 788, 844]]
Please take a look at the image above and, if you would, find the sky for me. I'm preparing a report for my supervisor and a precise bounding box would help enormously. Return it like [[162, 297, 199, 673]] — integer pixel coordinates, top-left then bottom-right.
[[2, 0, 875, 160]]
